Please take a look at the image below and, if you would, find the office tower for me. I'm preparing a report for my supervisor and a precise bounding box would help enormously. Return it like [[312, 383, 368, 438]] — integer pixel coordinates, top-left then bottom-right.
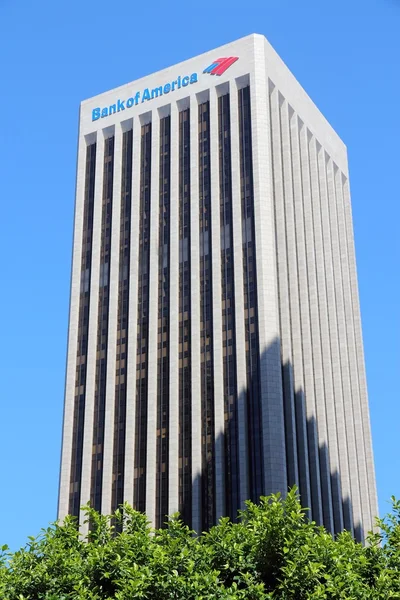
[[58, 34, 377, 540]]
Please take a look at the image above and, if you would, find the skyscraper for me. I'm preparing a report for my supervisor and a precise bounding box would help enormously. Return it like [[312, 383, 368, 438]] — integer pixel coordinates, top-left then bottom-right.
[[58, 34, 378, 540]]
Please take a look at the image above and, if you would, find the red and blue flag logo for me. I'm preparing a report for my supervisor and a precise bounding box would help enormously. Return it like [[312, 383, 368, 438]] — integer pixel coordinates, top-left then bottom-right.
[[203, 57, 239, 76]]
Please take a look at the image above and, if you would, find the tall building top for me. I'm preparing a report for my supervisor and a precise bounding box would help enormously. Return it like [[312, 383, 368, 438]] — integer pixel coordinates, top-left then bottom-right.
[[80, 33, 348, 174]]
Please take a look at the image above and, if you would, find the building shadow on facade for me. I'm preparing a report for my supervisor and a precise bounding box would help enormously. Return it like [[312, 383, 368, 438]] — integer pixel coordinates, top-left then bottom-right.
[[193, 341, 363, 542]]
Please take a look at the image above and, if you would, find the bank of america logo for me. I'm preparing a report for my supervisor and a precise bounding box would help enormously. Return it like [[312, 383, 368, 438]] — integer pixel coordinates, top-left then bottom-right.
[[203, 57, 239, 76]]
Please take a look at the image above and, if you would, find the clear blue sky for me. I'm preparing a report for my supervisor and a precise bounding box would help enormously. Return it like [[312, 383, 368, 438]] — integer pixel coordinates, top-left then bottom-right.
[[0, 0, 398, 550]]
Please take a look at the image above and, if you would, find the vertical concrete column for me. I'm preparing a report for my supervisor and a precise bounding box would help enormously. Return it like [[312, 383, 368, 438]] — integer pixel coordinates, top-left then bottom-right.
[[145, 114, 160, 527], [58, 127, 89, 521], [308, 136, 334, 532], [269, 89, 299, 492], [251, 38, 286, 496], [209, 87, 225, 521], [281, 99, 308, 494], [79, 132, 105, 532], [328, 161, 361, 536], [342, 178, 378, 530], [325, 159, 353, 532], [298, 125, 324, 525], [168, 103, 180, 516], [230, 83, 249, 508], [289, 113, 313, 512], [124, 121, 141, 507], [189, 95, 202, 533], [101, 125, 122, 516], [335, 174, 370, 537], [317, 149, 344, 533]]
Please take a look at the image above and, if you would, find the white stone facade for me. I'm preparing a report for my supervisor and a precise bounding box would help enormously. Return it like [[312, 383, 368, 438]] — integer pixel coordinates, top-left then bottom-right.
[[58, 34, 377, 540]]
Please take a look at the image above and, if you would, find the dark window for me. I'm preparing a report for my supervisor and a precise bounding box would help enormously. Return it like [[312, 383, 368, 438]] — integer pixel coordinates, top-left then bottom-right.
[[112, 129, 133, 513], [199, 101, 215, 530], [90, 136, 115, 512], [238, 86, 263, 502], [134, 123, 152, 513], [218, 93, 239, 520], [156, 116, 171, 529], [178, 108, 192, 526], [69, 142, 96, 518]]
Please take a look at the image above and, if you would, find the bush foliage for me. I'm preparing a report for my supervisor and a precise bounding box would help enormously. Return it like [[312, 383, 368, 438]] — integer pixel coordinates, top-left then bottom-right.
[[1, 489, 399, 599]]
